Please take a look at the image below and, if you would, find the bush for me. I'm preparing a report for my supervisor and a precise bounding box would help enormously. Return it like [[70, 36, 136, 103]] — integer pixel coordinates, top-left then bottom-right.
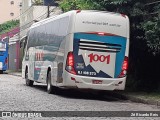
[[0, 20, 19, 35]]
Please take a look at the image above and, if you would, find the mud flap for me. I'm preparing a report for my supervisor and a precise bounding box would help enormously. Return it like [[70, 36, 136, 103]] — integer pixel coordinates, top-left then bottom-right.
[[57, 62, 63, 83]]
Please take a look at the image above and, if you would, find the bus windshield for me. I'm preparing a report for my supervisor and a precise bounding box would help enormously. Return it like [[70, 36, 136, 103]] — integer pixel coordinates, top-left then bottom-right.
[[0, 42, 6, 51]]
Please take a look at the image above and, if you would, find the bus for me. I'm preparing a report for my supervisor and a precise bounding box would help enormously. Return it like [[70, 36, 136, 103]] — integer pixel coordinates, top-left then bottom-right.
[[22, 10, 130, 94], [0, 41, 8, 74]]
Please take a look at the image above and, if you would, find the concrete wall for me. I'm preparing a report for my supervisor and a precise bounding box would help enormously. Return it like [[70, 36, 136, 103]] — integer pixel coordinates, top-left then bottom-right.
[[8, 35, 20, 70], [0, 0, 21, 24], [20, 0, 62, 39], [8, 43, 16, 70], [8, 42, 20, 70]]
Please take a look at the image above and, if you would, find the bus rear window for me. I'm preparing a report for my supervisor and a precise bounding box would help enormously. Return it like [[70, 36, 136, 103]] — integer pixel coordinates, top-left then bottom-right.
[[0, 43, 6, 51]]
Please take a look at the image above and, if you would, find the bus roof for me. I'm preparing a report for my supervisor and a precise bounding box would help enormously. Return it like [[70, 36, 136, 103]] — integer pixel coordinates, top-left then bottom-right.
[[30, 10, 128, 29], [29, 10, 129, 38]]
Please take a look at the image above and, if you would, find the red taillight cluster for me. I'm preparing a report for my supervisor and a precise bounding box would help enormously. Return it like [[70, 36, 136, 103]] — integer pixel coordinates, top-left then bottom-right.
[[65, 52, 76, 75], [5, 58, 8, 64], [118, 56, 128, 78], [122, 57, 128, 70], [76, 10, 81, 13], [121, 14, 126, 18], [67, 52, 74, 66]]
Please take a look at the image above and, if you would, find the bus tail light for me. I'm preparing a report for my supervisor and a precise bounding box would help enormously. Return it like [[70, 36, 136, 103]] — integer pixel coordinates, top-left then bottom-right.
[[121, 14, 126, 18], [97, 32, 105, 36], [5, 58, 8, 64], [118, 56, 128, 78], [65, 52, 76, 75], [76, 10, 81, 13]]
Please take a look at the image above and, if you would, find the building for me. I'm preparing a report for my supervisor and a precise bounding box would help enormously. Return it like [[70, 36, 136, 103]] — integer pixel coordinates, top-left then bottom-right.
[[20, 0, 61, 40], [19, 0, 62, 69], [0, 0, 22, 24], [0, 0, 21, 71]]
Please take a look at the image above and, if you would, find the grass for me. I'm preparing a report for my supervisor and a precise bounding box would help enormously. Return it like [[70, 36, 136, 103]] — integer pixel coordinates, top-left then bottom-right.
[[131, 92, 160, 100]]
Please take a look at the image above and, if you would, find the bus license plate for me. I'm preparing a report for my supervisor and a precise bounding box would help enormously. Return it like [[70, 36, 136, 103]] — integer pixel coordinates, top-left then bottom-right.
[[92, 80, 102, 84]]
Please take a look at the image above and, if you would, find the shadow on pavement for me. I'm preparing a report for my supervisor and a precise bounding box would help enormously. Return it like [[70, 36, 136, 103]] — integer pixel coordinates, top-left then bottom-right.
[[31, 83, 128, 102], [1, 71, 8, 74]]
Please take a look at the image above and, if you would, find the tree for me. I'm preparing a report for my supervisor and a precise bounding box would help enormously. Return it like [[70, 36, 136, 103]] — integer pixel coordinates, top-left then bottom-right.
[[0, 20, 19, 35], [142, 4, 160, 55], [32, 0, 43, 5]]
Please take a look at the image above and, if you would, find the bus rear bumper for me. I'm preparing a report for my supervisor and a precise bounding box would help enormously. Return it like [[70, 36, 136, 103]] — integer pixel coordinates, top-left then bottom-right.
[[68, 74, 126, 91]]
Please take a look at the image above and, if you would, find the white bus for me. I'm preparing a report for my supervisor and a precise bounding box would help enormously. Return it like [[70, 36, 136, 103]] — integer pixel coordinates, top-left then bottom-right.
[[22, 10, 130, 94]]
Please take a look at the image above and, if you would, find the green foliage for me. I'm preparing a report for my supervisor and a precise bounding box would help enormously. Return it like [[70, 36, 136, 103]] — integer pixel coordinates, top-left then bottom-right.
[[142, 4, 160, 55], [60, 0, 102, 12], [32, 0, 43, 5], [0, 20, 19, 35], [143, 19, 160, 55]]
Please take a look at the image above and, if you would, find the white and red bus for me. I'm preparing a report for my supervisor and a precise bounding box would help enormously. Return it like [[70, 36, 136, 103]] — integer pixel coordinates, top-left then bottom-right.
[[22, 10, 130, 94]]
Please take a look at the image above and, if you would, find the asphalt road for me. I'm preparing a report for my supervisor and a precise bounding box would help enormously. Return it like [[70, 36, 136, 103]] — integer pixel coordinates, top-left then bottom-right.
[[0, 74, 160, 120]]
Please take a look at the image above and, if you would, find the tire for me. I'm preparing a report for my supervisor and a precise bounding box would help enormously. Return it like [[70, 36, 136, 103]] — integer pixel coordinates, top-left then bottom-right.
[[25, 69, 34, 86], [0, 70, 3, 74], [47, 71, 56, 94]]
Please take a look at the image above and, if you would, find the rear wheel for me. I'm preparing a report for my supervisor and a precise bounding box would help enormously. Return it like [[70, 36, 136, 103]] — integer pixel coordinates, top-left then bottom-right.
[[47, 71, 56, 94], [25, 69, 34, 86], [0, 70, 3, 74]]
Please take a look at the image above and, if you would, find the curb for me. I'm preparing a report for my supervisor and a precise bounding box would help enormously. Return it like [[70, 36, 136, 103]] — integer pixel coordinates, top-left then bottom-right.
[[8, 73, 22, 77], [112, 92, 160, 107]]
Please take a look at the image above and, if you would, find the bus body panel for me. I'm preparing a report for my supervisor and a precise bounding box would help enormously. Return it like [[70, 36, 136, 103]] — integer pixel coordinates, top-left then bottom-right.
[[0, 42, 8, 71], [22, 11, 74, 84], [64, 73, 126, 90], [75, 11, 128, 38]]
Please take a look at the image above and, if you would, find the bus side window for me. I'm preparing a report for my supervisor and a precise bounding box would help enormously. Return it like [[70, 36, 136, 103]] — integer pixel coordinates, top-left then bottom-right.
[[58, 17, 69, 36]]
